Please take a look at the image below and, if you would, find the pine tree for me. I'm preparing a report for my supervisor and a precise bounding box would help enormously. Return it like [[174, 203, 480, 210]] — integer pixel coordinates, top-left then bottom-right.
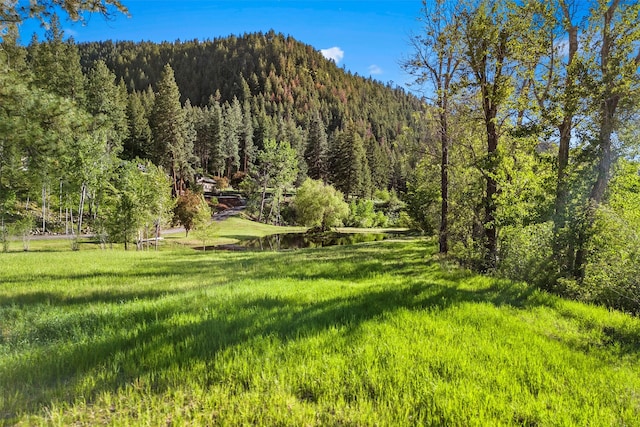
[[208, 99, 225, 176], [84, 60, 128, 157], [151, 64, 195, 194], [222, 97, 242, 177], [28, 14, 85, 103], [123, 91, 152, 160], [240, 99, 255, 172], [330, 123, 370, 198], [304, 110, 329, 182]]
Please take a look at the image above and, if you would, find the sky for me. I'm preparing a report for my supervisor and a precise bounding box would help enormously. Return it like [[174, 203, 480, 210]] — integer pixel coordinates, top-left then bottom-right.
[[19, 0, 426, 90]]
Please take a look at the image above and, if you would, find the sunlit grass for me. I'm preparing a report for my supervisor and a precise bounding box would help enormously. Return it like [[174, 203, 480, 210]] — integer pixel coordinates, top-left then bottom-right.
[[1, 239, 639, 425]]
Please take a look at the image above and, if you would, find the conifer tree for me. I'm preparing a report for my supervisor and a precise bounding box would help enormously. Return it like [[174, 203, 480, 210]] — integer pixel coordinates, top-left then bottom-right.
[[123, 91, 153, 160], [208, 99, 225, 176], [222, 97, 242, 177], [28, 14, 85, 103], [151, 64, 195, 194], [305, 110, 329, 182], [330, 123, 371, 198], [240, 99, 255, 172]]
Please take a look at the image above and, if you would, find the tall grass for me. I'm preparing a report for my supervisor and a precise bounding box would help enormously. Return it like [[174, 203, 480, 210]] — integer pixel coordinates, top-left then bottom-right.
[[1, 239, 639, 425]]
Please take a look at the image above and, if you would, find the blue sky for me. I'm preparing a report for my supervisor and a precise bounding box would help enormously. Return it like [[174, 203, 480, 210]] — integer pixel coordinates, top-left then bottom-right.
[[20, 0, 424, 89]]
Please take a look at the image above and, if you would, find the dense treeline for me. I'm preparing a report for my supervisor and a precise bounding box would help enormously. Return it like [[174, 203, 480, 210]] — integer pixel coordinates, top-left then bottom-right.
[[404, 0, 640, 313], [0, 19, 424, 250], [76, 32, 427, 190]]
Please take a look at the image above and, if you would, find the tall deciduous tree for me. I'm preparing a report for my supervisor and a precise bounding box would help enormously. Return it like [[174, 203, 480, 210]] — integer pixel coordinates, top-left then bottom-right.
[[573, 0, 640, 277], [403, 0, 463, 254], [294, 178, 349, 230], [255, 138, 298, 224], [458, 0, 529, 270]]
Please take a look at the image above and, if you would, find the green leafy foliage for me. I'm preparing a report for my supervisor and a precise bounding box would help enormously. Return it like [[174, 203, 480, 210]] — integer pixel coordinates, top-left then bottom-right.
[[346, 199, 387, 229], [293, 178, 349, 231]]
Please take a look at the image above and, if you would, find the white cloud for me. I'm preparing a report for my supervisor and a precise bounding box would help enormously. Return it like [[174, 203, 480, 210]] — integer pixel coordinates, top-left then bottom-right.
[[368, 64, 383, 75], [63, 28, 79, 38], [320, 47, 344, 64]]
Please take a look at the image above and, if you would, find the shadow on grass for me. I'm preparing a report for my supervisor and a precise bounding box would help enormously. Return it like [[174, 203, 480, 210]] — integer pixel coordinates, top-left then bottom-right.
[[2, 240, 638, 421]]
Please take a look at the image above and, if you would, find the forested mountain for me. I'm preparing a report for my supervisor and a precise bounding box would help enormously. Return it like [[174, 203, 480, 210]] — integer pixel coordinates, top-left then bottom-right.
[[77, 32, 428, 189], [79, 32, 420, 138]]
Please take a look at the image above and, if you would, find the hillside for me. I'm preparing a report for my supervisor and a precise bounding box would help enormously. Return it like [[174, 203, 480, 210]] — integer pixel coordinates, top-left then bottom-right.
[[78, 31, 426, 148]]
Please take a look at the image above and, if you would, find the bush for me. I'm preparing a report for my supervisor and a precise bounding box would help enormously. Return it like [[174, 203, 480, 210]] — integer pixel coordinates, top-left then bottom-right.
[[293, 179, 349, 230], [345, 199, 389, 228], [497, 222, 556, 289], [231, 172, 247, 188], [581, 207, 640, 314]]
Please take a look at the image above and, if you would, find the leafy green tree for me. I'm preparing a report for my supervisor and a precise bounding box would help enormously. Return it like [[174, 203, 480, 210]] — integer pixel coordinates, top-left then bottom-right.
[[294, 178, 349, 231], [403, 0, 463, 253], [572, 0, 640, 277], [405, 158, 440, 234], [192, 209, 219, 251], [103, 160, 173, 250], [103, 161, 146, 249], [255, 138, 298, 224], [457, 0, 534, 270]]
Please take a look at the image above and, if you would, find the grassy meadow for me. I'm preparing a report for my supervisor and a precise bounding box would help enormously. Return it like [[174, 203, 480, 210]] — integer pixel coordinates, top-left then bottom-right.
[[1, 221, 639, 425]]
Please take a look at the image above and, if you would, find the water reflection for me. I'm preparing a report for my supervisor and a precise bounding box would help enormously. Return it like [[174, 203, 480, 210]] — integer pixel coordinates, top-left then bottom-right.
[[214, 232, 395, 251]]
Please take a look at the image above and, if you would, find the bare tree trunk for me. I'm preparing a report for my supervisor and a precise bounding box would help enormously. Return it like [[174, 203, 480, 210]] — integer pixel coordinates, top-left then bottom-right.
[[41, 184, 46, 233], [484, 116, 499, 271], [574, 96, 618, 278], [77, 182, 86, 236], [258, 174, 268, 223]]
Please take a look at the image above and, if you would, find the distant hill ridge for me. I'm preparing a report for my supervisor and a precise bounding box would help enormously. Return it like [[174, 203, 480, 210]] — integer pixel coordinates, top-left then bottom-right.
[[77, 30, 424, 143]]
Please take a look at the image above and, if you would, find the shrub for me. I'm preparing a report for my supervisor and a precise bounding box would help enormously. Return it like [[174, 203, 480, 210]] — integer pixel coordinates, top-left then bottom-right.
[[293, 179, 349, 230], [582, 206, 640, 314], [497, 222, 556, 289]]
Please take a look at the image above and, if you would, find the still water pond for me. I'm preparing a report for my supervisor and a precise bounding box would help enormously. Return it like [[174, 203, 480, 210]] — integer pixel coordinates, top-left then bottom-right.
[[215, 231, 397, 251]]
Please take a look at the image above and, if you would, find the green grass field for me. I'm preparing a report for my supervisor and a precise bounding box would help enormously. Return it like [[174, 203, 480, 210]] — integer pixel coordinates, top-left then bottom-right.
[[1, 223, 639, 425]]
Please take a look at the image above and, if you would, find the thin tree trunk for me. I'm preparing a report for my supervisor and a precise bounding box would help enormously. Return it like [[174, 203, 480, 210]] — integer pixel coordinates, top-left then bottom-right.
[[41, 184, 46, 233], [573, 96, 618, 278], [77, 182, 86, 236], [439, 108, 449, 254], [258, 174, 268, 223], [483, 97, 499, 271]]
